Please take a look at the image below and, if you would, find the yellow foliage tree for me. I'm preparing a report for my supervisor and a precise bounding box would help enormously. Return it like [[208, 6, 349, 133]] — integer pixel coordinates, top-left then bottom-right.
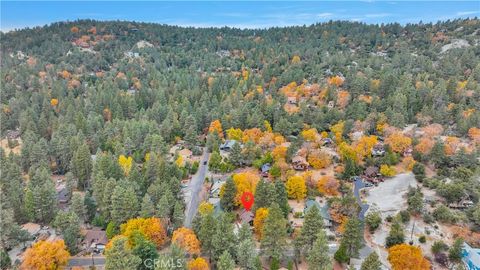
[[242, 128, 263, 143], [317, 176, 339, 196], [301, 128, 318, 142], [286, 175, 307, 201], [264, 120, 273, 132], [188, 257, 209, 270], [338, 142, 358, 163], [307, 150, 332, 169], [208, 120, 223, 138], [226, 127, 243, 141], [176, 155, 184, 167], [232, 171, 260, 205], [385, 132, 412, 153], [118, 154, 133, 175], [401, 156, 416, 171], [21, 240, 70, 270], [50, 98, 59, 107], [198, 202, 214, 216], [253, 208, 269, 239], [380, 164, 396, 177], [331, 121, 344, 143], [354, 135, 378, 159], [120, 217, 167, 248], [171, 227, 201, 255], [291, 55, 301, 64], [387, 244, 430, 270], [272, 145, 287, 161]]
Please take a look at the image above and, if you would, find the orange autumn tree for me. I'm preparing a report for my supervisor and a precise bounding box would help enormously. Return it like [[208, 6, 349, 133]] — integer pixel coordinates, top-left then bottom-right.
[[22, 240, 70, 270], [232, 171, 260, 205], [387, 244, 430, 270], [328, 75, 344, 87], [385, 132, 412, 153], [253, 207, 269, 239], [468, 127, 480, 144], [401, 156, 416, 171], [317, 176, 339, 196], [70, 26, 79, 33], [336, 90, 350, 109], [286, 175, 307, 201], [188, 257, 209, 270], [208, 120, 223, 138], [444, 136, 460, 156], [120, 217, 167, 248], [415, 137, 435, 155], [172, 227, 201, 255], [307, 150, 332, 169]]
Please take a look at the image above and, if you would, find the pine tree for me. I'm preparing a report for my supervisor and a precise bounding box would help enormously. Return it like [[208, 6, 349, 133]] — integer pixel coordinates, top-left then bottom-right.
[[229, 142, 243, 167], [295, 205, 324, 257], [105, 237, 142, 270], [140, 194, 155, 218], [70, 193, 86, 222], [237, 238, 257, 270], [273, 181, 290, 217], [307, 231, 332, 270], [237, 222, 253, 242], [220, 178, 237, 211], [361, 252, 382, 270], [172, 201, 185, 229], [70, 143, 92, 190], [340, 217, 363, 259], [218, 251, 235, 270], [156, 194, 171, 219], [386, 217, 404, 248], [198, 213, 217, 258], [131, 232, 159, 270], [111, 182, 139, 225], [260, 203, 287, 261], [253, 180, 274, 211], [212, 214, 236, 262]]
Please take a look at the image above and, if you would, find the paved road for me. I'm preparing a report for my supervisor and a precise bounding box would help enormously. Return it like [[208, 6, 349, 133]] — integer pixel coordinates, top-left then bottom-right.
[[68, 256, 106, 267], [184, 149, 210, 228]]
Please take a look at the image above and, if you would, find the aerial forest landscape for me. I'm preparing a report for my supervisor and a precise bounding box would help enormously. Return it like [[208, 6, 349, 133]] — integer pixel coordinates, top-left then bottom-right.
[[1, 1, 480, 270]]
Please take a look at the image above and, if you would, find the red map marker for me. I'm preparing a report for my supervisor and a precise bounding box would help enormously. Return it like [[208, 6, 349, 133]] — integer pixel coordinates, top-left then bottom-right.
[[241, 191, 254, 211]]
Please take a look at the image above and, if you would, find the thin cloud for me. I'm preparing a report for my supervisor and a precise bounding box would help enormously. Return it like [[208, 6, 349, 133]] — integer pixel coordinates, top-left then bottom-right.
[[457, 11, 478, 16]]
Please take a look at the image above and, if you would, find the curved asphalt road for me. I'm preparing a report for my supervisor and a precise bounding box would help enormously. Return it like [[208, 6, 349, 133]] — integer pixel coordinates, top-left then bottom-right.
[[184, 149, 210, 228]]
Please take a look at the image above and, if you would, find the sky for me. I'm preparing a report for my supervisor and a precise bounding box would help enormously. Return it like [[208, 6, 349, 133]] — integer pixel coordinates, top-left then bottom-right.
[[1, 1, 479, 32]]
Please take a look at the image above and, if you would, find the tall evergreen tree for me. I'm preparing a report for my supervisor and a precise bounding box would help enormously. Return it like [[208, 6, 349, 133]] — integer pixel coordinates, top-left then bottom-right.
[[307, 231, 332, 270], [361, 252, 382, 270], [339, 217, 363, 259], [260, 203, 287, 261], [140, 194, 155, 218], [105, 237, 142, 270], [273, 181, 290, 217], [295, 205, 324, 257], [70, 143, 92, 190], [218, 251, 235, 270], [111, 182, 139, 225], [220, 178, 237, 211], [229, 142, 243, 167], [212, 214, 236, 262]]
